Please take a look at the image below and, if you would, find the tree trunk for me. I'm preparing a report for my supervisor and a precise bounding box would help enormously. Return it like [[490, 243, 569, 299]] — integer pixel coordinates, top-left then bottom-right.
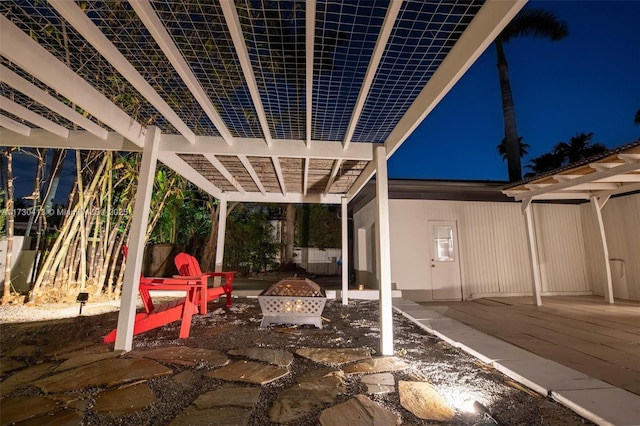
[[495, 40, 522, 182], [2, 148, 15, 304], [284, 204, 296, 266]]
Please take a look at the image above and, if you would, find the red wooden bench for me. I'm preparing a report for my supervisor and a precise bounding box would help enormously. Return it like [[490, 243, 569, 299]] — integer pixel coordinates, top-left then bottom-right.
[[103, 276, 205, 343], [174, 252, 235, 313]]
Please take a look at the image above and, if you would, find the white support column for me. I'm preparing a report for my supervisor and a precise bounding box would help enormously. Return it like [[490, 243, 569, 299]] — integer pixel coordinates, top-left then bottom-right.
[[374, 146, 393, 355], [341, 197, 349, 306], [215, 197, 228, 271], [590, 196, 614, 304], [523, 203, 543, 306], [214, 196, 228, 287], [115, 126, 160, 351]]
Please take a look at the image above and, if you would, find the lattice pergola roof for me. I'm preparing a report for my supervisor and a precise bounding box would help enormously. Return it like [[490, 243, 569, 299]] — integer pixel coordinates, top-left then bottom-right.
[[0, 0, 524, 204]]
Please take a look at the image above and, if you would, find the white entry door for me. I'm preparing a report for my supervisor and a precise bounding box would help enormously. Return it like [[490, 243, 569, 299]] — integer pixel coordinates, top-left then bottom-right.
[[429, 221, 462, 300]]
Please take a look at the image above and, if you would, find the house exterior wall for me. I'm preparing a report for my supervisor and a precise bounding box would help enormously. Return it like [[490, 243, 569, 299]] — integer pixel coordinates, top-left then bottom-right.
[[352, 196, 633, 301], [581, 193, 640, 300]]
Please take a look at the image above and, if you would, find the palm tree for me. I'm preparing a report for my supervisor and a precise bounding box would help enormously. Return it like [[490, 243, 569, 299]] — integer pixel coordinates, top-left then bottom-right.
[[497, 136, 529, 162], [525, 151, 565, 177], [495, 8, 568, 182], [634, 108, 640, 125], [553, 132, 607, 165]]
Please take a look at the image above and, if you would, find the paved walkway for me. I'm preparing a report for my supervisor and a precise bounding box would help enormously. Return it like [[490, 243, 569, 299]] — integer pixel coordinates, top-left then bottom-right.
[[392, 297, 640, 426]]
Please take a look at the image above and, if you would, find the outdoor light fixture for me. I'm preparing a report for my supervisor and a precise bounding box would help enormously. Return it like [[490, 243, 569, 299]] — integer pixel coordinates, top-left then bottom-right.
[[473, 401, 506, 426], [76, 292, 89, 315]]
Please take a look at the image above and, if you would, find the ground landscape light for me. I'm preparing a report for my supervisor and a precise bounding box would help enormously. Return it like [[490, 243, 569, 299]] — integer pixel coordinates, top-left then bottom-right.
[[444, 387, 484, 413]]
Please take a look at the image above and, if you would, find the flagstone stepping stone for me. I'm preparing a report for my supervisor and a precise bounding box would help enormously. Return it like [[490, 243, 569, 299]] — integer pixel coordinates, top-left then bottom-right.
[[398, 381, 455, 421], [170, 406, 253, 426], [192, 386, 261, 409], [33, 358, 172, 393], [0, 396, 59, 424], [0, 362, 55, 395], [294, 367, 344, 384], [0, 357, 27, 374], [295, 347, 371, 365], [343, 356, 410, 375], [56, 350, 124, 372], [228, 347, 293, 367], [205, 360, 288, 385], [319, 394, 401, 426], [203, 324, 236, 336], [6, 344, 38, 358], [11, 408, 84, 426], [93, 382, 157, 415], [361, 372, 395, 394], [50, 393, 92, 412], [127, 346, 229, 367], [48, 343, 114, 359], [172, 370, 199, 387], [269, 369, 346, 423]]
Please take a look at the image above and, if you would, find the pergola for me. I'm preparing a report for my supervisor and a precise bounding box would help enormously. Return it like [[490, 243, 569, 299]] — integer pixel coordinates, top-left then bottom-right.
[[503, 141, 640, 306], [0, 0, 525, 352]]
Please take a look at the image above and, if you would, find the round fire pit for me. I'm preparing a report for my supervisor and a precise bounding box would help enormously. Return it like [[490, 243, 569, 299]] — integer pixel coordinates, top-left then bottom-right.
[[258, 277, 327, 328]]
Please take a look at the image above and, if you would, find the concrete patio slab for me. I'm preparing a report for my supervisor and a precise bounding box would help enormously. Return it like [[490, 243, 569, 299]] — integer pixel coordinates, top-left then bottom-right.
[[495, 358, 616, 395], [551, 388, 640, 426]]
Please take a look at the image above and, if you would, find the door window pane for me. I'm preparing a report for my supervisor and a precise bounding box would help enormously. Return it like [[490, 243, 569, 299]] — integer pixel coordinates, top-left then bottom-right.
[[433, 226, 454, 261]]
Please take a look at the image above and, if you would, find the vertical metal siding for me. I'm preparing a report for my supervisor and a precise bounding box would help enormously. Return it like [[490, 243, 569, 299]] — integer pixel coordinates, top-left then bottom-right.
[[580, 203, 607, 296], [492, 203, 532, 293], [534, 204, 590, 292]]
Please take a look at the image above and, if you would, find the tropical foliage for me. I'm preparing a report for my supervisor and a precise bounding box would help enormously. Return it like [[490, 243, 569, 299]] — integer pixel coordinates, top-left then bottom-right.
[[525, 132, 607, 177]]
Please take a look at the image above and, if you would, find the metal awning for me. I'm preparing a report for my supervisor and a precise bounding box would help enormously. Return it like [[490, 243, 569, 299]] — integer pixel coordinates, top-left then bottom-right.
[[502, 140, 640, 204], [1, 0, 524, 204]]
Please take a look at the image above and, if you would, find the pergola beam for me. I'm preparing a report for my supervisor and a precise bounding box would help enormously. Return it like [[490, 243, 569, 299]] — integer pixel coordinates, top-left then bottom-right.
[[305, 0, 316, 147], [220, 0, 273, 146], [0, 129, 140, 151], [342, 0, 403, 149], [0, 115, 31, 136], [0, 15, 144, 145], [129, 0, 234, 145], [1, 65, 109, 140], [48, 0, 196, 144], [271, 156, 287, 195], [238, 155, 266, 195], [0, 96, 69, 139], [323, 160, 342, 195], [160, 153, 224, 199], [161, 135, 374, 160], [303, 157, 310, 196], [203, 153, 246, 195], [226, 191, 341, 204]]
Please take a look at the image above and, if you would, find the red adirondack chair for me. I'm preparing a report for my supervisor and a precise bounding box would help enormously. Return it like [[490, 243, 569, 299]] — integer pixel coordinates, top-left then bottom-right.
[[174, 252, 235, 313], [103, 276, 205, 343]]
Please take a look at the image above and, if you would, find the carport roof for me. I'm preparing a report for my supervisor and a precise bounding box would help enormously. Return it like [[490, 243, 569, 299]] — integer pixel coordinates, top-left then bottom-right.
[[503, 139, 640, 203], [1, 0, 524, 203]]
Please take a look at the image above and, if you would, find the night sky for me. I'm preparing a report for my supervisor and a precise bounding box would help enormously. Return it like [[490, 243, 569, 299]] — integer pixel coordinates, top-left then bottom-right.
[[388, 0, 640, 182], [6, 0, 640, 202]]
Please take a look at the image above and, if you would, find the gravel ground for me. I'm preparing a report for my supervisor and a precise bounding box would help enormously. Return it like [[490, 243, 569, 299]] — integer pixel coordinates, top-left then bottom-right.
[[0, 298, 595, 425]]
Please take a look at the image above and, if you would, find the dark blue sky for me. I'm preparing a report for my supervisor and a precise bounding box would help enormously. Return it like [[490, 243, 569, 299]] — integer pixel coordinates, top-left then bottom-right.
[[389, 0, 640, 182]]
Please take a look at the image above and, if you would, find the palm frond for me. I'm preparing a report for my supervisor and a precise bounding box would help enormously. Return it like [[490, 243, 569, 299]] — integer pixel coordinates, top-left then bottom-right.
[[501, 9, 569, 43]]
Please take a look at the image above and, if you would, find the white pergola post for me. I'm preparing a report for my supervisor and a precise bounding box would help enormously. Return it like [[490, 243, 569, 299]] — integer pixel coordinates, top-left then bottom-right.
[[590, 196, 614, 304], [214, 196, 228, 286], [341, 197, 349, 306], [375, 146, 393, 355], [115, 126, 160, 351], [523, 202, 543, 306]]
